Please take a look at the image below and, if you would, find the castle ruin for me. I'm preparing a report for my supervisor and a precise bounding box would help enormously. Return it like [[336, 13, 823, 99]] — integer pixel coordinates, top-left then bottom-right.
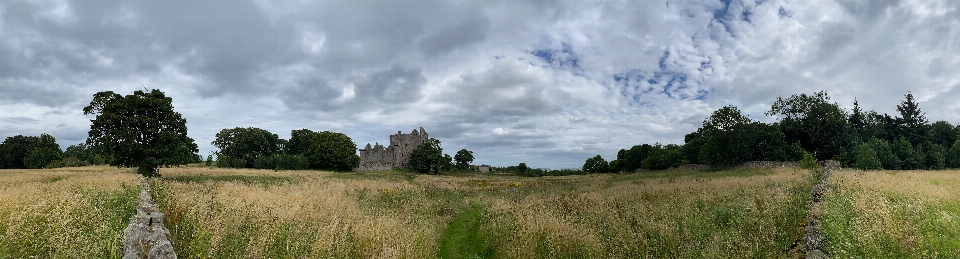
[[356, 127, 429, 171]]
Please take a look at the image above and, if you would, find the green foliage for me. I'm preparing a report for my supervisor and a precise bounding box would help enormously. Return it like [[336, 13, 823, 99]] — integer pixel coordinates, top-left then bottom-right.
[[800, 152, 817, 169], [892, 137, 923, 170], [517, 163, 529, 176], [681, 130, 705, 164], [0, 135, 36, 169], [926, 121, 956, 148], [0, 134, 64, 169], [767, 91, 850, 160], [23, 134, 63, 169], [698, 106, 753, 167], [897, 92, 928, 146], [62, 143, 97, 166], [582, 155, 609, 173], [615, 144, 653, 172], [851, 142, 882, 170], [869, 138, 901, 170], [212, 127, 283, 168], [216, 156, 247, 168], [253, 154, 310, 170], [300, 130, 360, 171], [926, 144, 947, 170], [454, 149, 474, 169], [83, 89, 199, 177], [948, 140, 960, 168], [205, 155, 213, 167], [408, 138, 445, 174], [641, 144, 682, 170]]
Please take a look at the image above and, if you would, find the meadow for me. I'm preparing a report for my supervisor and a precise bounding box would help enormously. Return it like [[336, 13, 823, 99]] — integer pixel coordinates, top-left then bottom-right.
[[149, 166, 816, 258], [0, 166, 139, 258], [821, 169, 960, 258], [9, 165, 960, 258]]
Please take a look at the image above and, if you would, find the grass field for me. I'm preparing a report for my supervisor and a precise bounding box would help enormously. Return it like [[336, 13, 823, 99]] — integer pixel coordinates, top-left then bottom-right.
[[821, 169, 960, 258], [0, 166, 139, 258], [149, 166, 816, 258], [14, 165, 960, 258]]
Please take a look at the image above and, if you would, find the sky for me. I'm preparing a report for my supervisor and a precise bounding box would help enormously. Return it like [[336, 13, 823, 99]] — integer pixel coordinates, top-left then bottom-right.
[[2, 0, 960, 169]]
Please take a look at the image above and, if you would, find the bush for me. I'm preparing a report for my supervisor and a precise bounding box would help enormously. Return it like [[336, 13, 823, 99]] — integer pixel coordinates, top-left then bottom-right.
[[947, 140, 960, 168], [851, 142, 882, 170], [927, 144, 946, 170], [216, 156, 247, 168], [253, 154, 310, 170], [800, 152, 817, 169], [869, 138, 900, 170]]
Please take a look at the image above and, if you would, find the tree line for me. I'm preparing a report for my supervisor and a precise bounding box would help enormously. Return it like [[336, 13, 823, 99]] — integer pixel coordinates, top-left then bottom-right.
[[210, 127, 359, 171], [585, 91, 960, 172], [0, 89, 483, 176]]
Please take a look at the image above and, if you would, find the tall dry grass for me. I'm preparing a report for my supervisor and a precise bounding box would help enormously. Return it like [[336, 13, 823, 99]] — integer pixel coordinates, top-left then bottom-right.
[[152, 166, 815, 258], [0, 166, 139, 258], [822, 169, 960, 258]]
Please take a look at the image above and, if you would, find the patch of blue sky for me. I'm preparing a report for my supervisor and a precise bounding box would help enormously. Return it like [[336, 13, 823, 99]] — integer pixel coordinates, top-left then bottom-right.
[[529, 42, 583, 74]]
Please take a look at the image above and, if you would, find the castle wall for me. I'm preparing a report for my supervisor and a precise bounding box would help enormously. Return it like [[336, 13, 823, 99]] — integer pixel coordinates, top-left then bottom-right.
[[356, 127, 429, 171]]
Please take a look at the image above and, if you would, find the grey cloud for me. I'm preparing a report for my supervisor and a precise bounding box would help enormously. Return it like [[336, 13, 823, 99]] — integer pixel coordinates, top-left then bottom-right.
[[0, 116, 38, 124], [439, 61, 563, 121], [419, 15, 489, 55], [354, 65, 426, 105], [0, 79, 83, 107], [281, 77, 343, 112]]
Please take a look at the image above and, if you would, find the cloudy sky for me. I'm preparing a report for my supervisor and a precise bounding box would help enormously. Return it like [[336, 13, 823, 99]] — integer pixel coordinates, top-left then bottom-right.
[[2, 0, 959, 169]]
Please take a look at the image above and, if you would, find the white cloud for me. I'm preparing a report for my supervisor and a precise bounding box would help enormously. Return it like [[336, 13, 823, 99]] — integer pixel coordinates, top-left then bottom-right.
[[1, 0, 959, 168]]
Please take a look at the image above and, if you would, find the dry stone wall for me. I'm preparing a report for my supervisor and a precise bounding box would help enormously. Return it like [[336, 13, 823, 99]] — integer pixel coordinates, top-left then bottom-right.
[[789, 160, 839, 259], [356, 127, 429, 171], [123, 175, 177, 259]]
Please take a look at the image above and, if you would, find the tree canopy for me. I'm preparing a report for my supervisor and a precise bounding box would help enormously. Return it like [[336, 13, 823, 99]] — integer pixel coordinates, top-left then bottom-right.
[[409, 138, 445, 174], [212, 127, 283, 168], [0, 134, 63, 169], [83, 89, 199, 177], [454, 149, 475, 169]]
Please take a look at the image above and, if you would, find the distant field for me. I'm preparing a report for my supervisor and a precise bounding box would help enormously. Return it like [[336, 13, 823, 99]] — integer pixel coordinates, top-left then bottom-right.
[[150, 166, 815, 258], [821, 169, 960, 258], [0, 166, 139, 258]]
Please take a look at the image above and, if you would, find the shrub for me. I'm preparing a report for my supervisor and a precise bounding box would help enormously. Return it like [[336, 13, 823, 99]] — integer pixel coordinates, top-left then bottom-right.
[[800, 152, 817, 169], [216, 156, 246, 168], [254, 154, 309, 170], [851, 142, 881, 170], [947, 139, 960, 168], [869, 138, 900, 170]]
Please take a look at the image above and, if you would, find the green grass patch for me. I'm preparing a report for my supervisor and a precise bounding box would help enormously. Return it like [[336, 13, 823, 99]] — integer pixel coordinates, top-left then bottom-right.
[[439, 205, 494, 259]]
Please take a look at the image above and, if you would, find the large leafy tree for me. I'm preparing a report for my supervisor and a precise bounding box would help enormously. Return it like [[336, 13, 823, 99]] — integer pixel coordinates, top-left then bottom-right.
[[582, 155, 609, 173], [767, 91, 849, 160], [24, 134, 63, 169], [926, 121, 955, 148], [0, 135, 37, 169], [454, 149, 474, 169], [408, 138, 445, 174], [698, 106, 753, 167], [285, 129, 359, 171], [212, 127, 283, 168], [0, 134, 63, 169], [83, 90, 199, 177]]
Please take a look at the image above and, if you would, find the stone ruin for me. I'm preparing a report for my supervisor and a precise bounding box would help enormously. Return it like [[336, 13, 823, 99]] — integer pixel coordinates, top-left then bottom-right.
[[356, 127, 429, 171]]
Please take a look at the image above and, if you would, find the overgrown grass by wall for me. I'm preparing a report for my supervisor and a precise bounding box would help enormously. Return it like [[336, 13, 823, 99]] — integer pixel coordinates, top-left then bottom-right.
[[0, 167, 139, 258], [821, 169, 960, 258], [151, 166, 815, 258]]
